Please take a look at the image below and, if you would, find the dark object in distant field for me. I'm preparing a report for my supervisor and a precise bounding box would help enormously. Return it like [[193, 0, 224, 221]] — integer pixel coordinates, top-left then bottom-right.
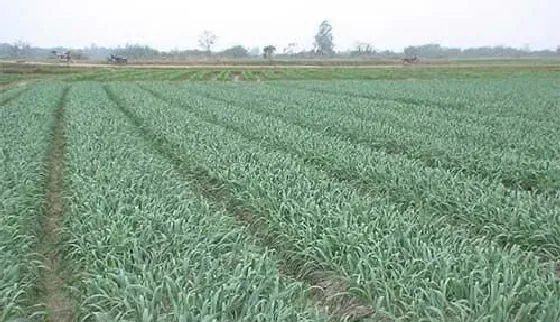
[[107, 54, 128, 64], [403, 56, 419, 64]]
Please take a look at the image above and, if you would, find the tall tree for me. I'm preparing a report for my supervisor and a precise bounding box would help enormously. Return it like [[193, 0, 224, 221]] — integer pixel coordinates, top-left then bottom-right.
[[314, 20, 334, 55], [263, 45, 276, 59], [199, 30, 217, 55]]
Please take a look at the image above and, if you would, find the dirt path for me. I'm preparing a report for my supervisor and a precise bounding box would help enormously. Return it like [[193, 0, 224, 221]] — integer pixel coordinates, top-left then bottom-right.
[[37, 87, 75, 322]]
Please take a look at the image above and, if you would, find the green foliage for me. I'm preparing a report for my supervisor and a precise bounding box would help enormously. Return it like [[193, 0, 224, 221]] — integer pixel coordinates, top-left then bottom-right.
[[263, 45, 276, 59], [104, 79, 560, 321], [0, 83, 65, 321], [164, 80, 560, 255], [2, 75, 560, 321], [314, 20, 334, 55], [62, 83, 324, 321], [219, 45, 250, 59]]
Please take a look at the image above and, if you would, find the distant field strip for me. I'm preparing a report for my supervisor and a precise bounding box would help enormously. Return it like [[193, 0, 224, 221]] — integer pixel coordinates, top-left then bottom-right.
[[1, 76, 560, 322]]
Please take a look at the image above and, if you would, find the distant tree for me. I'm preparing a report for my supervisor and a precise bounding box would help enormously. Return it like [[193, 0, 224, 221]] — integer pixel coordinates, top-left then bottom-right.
[[557, 46, 560, 55], [314, 20, 334, 55], [120, 43, 159, 59], [353, 42, 374, 56], [404, 46, 418, 58], [199, 30, 217, 55], [85, 43, 98, 57], [406, 43, 455, 59], [219, 45, 249, 58], [82, 43, 112, 60], [10, 40, 31, 59], [72, 49, 87, 60], [283, 42, 298, 58], [263, 45, 276, 59], [249, 47, 260, 57]]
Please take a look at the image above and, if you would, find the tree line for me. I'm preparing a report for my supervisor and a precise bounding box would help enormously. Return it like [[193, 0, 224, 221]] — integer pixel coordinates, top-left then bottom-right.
[[2, 21, 559, 60]]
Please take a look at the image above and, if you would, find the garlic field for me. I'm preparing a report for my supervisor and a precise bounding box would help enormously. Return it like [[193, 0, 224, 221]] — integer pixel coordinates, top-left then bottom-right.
[[1, 78, 560, 322]]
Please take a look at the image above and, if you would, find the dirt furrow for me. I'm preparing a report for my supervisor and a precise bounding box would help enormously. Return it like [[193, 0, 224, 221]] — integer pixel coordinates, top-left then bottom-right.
[[37, 86, 75, 322]]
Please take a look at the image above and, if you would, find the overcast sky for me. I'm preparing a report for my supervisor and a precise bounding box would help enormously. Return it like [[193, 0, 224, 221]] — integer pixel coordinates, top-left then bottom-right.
[[1, 0, 558, 51]]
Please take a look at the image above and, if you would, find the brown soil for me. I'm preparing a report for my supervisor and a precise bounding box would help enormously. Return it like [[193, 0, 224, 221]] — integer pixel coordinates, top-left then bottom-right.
[[304, 272, 374, 320], [37, 87, 76, 322]]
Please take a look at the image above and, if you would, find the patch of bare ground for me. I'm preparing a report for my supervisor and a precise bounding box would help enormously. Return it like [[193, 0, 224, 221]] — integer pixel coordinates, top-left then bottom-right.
[[36, 87, 76, 322], [105, 85, 374, 321], [310, 273, 375, 321]]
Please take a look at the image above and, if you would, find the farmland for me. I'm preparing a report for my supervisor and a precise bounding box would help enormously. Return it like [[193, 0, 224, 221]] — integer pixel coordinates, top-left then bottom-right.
[[1, 67, 560, 321]]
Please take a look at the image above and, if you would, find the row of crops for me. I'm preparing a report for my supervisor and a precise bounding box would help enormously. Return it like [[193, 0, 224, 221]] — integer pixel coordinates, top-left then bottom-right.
[[142, 82, 560, 257], [103, 81, 560, 321], [0, 83, 65, 320], [1, 78, 560, 321], [177, 80, 560, 194], [61, 83, 327, 321], [66, 69, 314, 82]]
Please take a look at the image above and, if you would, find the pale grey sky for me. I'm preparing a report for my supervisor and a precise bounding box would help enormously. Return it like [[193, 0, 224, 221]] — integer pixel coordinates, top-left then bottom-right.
[[1, 0, 558, 51]]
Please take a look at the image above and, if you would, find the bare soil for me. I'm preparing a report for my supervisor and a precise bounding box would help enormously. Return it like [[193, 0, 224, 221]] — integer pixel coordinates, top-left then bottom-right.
[[37, 88, 75, 322], [304, 271, 374, 320]]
